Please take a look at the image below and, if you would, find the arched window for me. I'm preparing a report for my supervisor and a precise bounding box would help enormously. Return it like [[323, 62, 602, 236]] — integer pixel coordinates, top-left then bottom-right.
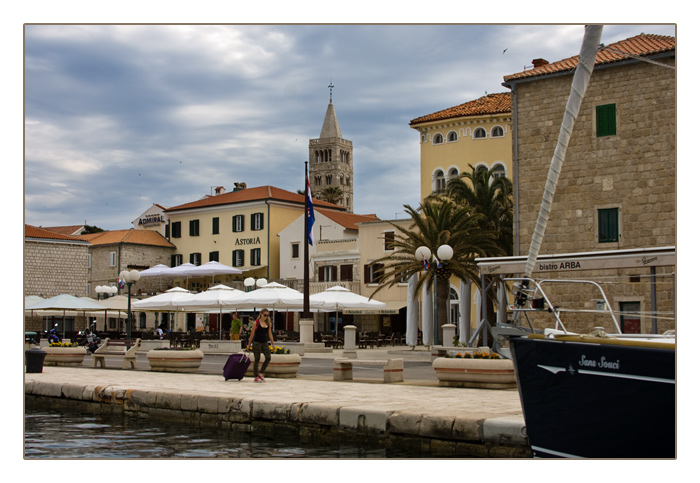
[[433, 133, 444, 145], [433, 170, 446, 193], [326, 174, 332, 185], [491, 126, 504, 137], [447, 131, 458, 142], [448, 167, 459, 180], [493, 163, 506, 179], [474, 127, 486, 139]]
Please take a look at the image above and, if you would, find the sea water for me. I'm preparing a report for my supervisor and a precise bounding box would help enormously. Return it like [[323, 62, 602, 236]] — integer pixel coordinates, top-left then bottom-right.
[[24, 406, 429, 459]]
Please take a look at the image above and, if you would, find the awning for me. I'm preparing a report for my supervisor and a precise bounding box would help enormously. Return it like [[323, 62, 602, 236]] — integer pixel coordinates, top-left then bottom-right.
[[343, 301, 406, 315]]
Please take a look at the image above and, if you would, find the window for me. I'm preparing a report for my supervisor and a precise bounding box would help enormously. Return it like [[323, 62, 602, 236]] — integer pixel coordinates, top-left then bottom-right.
[[491, 126, 504, 137], [384, 231, 395, 251], [433, 170, 446, 193], [87, 254, 91, 269], [251, 213, 264, 231], [189, 219, 200, 236], [291, 242, 300, 259], [233, 250, 245, 267], [318, 265, 337, 282], [447, 131, 458, 142], [109, 251, 116, 267], [233, 215, 244, 232], [474, 127, 486, 138], [171, 254, 182, 267], [433, 133, 444, 144], [340, 264, 353, 281], [165, 223, 170, 239], [493, 164, 506, 179], [190, 252, 202, 266], [598, 208, 619, 243], [209, 251, 219, 262], [364, 263, 384, 284], [250, 248, 261, 266], [171, 221, 181, 238], [448, 167, 459, 181], [596, 103, 617, 137], [212, 217, 219, 235]]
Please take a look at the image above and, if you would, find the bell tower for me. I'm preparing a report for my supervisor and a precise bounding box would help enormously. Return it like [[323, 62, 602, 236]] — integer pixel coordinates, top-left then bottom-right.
[[308, 82, 354, 212]]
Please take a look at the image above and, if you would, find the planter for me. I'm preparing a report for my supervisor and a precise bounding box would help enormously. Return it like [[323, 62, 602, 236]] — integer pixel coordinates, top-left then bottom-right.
[[245, 353, 302, 378], [43, 346, 86, 366], [147, 348, 204, 373], [432, 357, 516, 389]]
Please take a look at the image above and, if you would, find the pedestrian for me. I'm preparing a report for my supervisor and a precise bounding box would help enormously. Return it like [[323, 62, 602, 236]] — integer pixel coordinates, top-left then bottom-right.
[[246, 309, 275, 382]]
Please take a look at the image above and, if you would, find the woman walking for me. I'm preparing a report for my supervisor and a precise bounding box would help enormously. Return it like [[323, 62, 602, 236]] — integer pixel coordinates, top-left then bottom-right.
[[246, 309, 275, 382]]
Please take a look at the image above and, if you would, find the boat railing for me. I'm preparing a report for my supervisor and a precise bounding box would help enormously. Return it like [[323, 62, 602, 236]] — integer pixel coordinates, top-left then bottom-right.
[[505, 277, 622, 335]]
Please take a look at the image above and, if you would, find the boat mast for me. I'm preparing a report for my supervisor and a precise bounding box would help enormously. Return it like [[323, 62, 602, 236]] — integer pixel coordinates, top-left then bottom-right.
[[514, 25, 603, 312]]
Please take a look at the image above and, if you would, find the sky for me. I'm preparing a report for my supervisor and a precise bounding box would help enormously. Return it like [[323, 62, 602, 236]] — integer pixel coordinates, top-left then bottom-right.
[[22, 21, 678, 231]]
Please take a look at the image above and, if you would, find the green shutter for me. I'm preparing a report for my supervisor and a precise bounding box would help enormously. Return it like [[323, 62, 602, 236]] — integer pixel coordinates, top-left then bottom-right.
[[596, 104, 616, 137], [598, 208, 619, 242]]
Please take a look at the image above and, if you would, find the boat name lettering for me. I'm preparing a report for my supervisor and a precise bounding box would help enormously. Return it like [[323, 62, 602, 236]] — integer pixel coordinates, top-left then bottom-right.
[[539, 261, 581, 271], [235, 237, 261, 246], [579, 355, 620, 370]]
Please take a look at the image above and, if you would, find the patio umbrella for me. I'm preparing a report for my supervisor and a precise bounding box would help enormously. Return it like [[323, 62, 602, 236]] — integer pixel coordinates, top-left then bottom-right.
[[137, 264, 174, 290], [236, 282, 327, 330], [168, 263, 197, 289], [186, 261, 243, 282], [310, 286, 386, 336], [174, 284, 245, 339], [132, 287, 192, 333], [25, 294, 107, 339], [91, 295, 129, 331]]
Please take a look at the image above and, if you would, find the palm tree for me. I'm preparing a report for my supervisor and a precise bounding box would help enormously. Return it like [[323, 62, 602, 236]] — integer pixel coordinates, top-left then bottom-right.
[[444, 164, 513, 256], [319, 186, 344, 205], [371, 199, 501, 344]]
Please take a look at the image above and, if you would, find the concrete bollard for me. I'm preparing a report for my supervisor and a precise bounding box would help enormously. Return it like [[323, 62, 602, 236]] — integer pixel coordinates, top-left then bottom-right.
[[299, 318, 314, 344], [442, 324, 456, 347], [343, 325, 357, 350]]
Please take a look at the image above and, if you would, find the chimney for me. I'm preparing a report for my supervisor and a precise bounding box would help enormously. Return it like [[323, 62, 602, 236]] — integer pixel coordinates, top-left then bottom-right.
[[532, 58, 549, 68], [214, 186, 226, 195]]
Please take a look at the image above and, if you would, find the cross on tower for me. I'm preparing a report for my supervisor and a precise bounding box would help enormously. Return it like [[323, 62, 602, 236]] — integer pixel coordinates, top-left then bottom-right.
[[328, 81, 334, 102]]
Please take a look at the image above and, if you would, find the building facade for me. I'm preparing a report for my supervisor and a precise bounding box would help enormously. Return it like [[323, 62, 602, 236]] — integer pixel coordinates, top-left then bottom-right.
[[410, 92, 513, 201], [501, 32, 676, 334], [132, 203, 170, 237]]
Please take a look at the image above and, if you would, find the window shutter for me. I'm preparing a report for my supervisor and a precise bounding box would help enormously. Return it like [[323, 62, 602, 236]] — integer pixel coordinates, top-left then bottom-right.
[[364, 265, 370, 284], [318, 266, 325, 282], [331, 265, 337, 281]]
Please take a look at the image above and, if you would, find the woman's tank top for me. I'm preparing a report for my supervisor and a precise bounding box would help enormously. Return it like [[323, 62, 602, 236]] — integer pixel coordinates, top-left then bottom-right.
[[253, 321, 269, 343]]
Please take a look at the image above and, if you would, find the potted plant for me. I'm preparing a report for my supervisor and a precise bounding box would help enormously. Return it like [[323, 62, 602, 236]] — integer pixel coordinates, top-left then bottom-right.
[[147, 346, 204, 373], [245, 345, 302, 378], [43, 341, 86, 366], [432, 350, 516, 389], [230, 318, 241, 340]]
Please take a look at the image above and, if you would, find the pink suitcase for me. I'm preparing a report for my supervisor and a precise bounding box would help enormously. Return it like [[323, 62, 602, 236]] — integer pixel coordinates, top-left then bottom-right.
[[223, 353, 251, 381]]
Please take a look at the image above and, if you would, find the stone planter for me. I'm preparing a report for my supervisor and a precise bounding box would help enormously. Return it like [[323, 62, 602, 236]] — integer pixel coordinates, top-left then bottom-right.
[[432, 357, 516, 389], [147, 348, 204, 373], [245, 353, 302, 378], [43, 346, 86, 366]]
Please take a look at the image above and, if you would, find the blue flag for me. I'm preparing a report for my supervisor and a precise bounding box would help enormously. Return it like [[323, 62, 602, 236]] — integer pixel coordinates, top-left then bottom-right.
[[306, 176, 315, 246]]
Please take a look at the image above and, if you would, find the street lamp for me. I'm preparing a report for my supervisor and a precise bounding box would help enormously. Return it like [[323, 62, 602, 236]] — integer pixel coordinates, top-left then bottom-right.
[[95, 285, 117, 300], [415, 244, 453, 346], [119, 270, 141, 340], [244, 277, 267, 292]]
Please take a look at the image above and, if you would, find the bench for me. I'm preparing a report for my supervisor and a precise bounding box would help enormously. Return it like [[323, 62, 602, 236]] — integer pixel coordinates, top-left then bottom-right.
[[333, 358, 404, 383], [92, 338, 142, 369]]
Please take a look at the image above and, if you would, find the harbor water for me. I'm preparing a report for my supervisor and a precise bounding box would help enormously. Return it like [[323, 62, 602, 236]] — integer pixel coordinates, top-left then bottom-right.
[[24, 405, 434, 459]]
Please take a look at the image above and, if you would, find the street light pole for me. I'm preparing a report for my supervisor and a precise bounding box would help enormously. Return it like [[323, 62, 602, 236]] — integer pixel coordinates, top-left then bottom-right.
[[119, 270, 141, 341], [415, 245, 453, 346]]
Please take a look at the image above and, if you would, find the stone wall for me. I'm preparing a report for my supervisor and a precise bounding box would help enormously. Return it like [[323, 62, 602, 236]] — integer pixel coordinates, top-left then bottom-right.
[[24, 240, 89, 298], [513, 58, 676, 332]]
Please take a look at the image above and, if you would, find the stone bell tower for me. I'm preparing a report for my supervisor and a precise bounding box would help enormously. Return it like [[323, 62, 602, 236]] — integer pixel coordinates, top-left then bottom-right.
[[308, 82, 354, 212]]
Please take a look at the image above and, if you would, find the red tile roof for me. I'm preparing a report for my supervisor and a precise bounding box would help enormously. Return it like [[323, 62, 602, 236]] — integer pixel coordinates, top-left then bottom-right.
[[165, 185, 345, 213], [25, 224, 89, 243], [316, 208, 379, 230], [41, 225, 85, 236], [409, 92, 512, 126], [503, 33, 675, 82], [77, 229, 175, 248]]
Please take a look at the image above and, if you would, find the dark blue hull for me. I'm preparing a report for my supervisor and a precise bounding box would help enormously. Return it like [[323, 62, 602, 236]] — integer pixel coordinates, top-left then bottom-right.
[[510, 336, 675, 458]]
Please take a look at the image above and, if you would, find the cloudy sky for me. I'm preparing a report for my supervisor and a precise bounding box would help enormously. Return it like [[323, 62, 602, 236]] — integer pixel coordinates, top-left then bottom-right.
[[23, 22, 676, 230]]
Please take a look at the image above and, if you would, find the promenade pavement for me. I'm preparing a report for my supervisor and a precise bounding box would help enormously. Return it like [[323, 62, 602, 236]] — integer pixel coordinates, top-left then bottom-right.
[[24, 347, 529, 457]]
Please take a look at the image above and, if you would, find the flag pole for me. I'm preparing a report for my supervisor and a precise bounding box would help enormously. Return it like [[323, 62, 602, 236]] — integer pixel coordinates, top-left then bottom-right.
[[303, 161, 311, 317]]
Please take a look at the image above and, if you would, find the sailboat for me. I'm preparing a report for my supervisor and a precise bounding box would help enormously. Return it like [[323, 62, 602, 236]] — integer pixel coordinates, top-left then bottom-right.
[[488, 25, 676, 458]]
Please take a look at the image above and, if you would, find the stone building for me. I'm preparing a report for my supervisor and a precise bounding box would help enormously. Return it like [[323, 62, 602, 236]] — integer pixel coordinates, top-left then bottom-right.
[[309, 87, 354, 211], [501, 32, 676, 334]]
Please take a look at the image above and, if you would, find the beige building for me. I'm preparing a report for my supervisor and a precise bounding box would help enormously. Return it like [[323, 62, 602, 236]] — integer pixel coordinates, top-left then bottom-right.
[[501, 32, 676, 334], [132, 203, 170, 237]]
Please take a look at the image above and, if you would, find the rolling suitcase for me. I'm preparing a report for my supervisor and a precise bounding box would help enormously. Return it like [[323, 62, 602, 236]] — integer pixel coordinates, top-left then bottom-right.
[[223, 353, 251, 381]]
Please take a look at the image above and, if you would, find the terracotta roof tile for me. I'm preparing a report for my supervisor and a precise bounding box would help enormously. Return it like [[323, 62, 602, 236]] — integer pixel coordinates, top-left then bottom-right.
[[409, 92, 512, 126], [503, 33, 675, 82], [77, 229, 175, 248], [316, 208, 379, 230], [165, 185, 345, 212], [42, 225, 85, 236], [25, 224, 89, 243]]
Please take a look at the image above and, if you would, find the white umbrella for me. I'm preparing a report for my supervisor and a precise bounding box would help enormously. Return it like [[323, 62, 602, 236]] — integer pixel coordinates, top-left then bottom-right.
[[138, 264, 174, 290], [186, 261, 243, 282], [132, 287, 192, 333], [236, 282, 327, 330], [25, 294, 107, 339], [174, 285, 245, 339], [311, 286, 386, 335]]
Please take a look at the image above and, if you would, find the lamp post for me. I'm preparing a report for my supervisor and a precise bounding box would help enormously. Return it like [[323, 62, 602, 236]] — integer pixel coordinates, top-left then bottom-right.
[[119, 270, 141, 340], [415, 244, 453, 346]]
